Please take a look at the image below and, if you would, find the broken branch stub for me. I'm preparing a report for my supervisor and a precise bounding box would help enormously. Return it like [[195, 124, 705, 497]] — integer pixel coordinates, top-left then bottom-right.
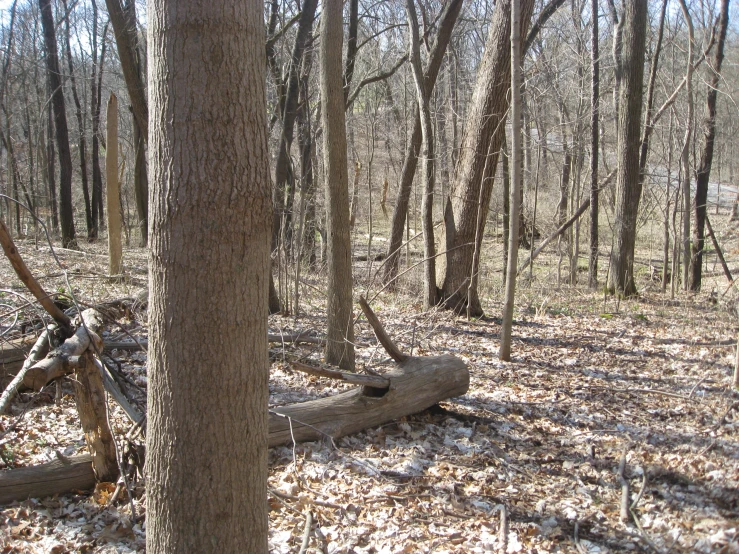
[[23, 309, 105, 390]]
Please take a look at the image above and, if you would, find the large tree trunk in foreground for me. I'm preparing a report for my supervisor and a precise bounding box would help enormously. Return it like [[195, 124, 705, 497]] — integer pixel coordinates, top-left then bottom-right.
[[40, 0, 75, 247], [146, 1, 272, 552], [689, 0, 729, 291], [437, 0, 534, 316], [607, 0, 648, 296], [321, 0, 355, 370]]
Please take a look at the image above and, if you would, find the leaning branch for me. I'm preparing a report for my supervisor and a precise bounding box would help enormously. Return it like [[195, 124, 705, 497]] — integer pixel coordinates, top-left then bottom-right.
[[0, 219, 72, 333]]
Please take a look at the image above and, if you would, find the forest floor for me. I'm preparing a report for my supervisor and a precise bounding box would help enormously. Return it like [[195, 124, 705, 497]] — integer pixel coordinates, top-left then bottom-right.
[[0, 236, 738, 553]]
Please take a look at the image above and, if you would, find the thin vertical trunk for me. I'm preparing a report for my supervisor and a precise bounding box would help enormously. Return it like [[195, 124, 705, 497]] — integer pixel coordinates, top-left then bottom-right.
[[689, 0, 729, 291], [321, 0, 355, 370], [500, 0, 523, 361], [46, 91, 58, 232], [106, 93, 121, 275], [62, 0, 92, 237], [588, 0, 600, 288], [40, 0, 75, 247], [406, 0, 437, 310], [677, 0, 694, 291]]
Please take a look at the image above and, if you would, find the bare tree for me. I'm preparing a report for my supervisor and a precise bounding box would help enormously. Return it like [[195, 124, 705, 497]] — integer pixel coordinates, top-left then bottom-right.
[[145, 1, 271, 551], [587, 0, 599, 288]]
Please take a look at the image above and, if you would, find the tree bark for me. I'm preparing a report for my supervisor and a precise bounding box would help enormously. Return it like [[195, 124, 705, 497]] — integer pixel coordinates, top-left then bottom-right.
[[146, 2, 271, 552], [437, 0, 535, 316], [40, 0, 75, 247], [607, 0, 648, 296], [689, 0, 729, 291], [321, 0, 355, 370]]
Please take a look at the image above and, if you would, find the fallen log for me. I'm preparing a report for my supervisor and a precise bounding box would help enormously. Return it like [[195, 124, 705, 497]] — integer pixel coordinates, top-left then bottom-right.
[[0, 454, 96, 505], [0, 330, 50, 413]]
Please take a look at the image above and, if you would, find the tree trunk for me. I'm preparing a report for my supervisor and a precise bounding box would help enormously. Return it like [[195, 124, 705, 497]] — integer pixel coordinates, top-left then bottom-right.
[[677, 0, 694, 291], [689, 0, 729, 291], [106, 93, 122, 275], [321, 0, 355, 371], [437, 0, 535, 316], [105, 0, 147, 139], [500, 0, 523, 361], [406, 0, 437, 310], [588, 0, 600, 288], [62, 0, 92, 238], [124, 0, 148, 246], [39, 0, 75, 247], [272, 0, 319, 251], [382, 0, 463, 287], [607, 0, 648, 296], [90, 8, 107, 240], [146, 2, 271, 552]]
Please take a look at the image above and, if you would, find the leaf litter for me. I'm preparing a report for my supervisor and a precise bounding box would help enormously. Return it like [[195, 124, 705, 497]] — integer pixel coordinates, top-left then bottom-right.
[[0, 239, 738, 552]]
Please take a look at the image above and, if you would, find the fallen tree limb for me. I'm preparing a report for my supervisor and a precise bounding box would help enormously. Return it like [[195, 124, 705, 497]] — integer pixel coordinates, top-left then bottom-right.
[[705, 214, 733, 285], [0, 330, 49, 413], [518, 170, 616, 275], [290, 361, 391, 388], [23, 310, 104, 391], [0, 454, 96, 505], [0, 220, 72, 334]]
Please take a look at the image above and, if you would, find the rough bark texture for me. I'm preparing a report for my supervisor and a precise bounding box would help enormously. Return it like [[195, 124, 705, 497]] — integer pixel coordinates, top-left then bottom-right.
[[689, 0, 729, 291], [39, 0, 75, 247], [321, 0, 355, 370], [146, 2, 271, 552], [106, 93, 122, 275], [437, 0, 534, 316], [607, 0, 648, 296], [382, 0, 463, 287]]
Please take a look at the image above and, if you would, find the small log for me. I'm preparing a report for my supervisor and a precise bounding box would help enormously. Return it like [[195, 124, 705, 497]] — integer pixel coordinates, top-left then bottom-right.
[[72, 352, 118, 482], [24, 309, 104, 391], [358, 296, 408, 362], [0, 454, 96, 505], [269, 353, 469, 446]]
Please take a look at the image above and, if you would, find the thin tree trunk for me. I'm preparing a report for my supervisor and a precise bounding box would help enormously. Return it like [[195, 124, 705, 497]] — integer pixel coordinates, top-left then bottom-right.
[[677, 0, 694, 291], [62, 0, 92, 238], [406, 0, 437, 310], [321, 0, 355, 370], [106, 94, 121, 275], [689, 0, 729, 291], [40, 0, 75, 247], [500, 0, 523, 361], [382, 0, 463, 286], [588, 0, 600, 288]]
